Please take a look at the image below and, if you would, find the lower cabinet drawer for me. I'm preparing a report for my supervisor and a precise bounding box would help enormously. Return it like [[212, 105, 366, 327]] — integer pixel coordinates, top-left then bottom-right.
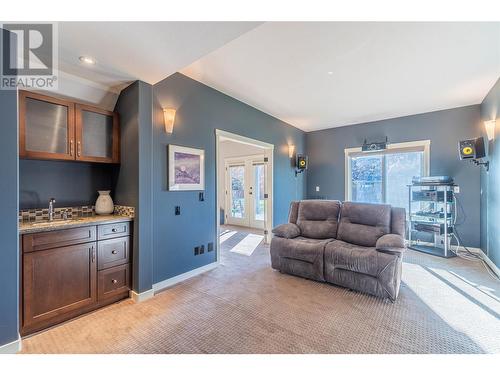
[[97, 222, 130, 240], [98, 264, 130, 301], [98, 236, 130, 270]]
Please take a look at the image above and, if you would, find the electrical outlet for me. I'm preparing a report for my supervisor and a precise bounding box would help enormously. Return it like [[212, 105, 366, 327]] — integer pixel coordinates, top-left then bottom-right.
[[453, 186, 460, 194], [200, 245, 205, 254], [207, 242, 214, 252], [194, 246, 199, 256], [316, 186, 320, 192]]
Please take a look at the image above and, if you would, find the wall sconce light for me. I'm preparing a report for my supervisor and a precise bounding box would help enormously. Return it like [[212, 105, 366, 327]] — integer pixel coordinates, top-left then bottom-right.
[[163, 108, 176, 133], [484, 119, 496, 141], [288, 144, 295, 158]]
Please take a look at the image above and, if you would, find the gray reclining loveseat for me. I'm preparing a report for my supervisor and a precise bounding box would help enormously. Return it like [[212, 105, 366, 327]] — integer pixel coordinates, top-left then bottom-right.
[[270, 200, 406, 301]]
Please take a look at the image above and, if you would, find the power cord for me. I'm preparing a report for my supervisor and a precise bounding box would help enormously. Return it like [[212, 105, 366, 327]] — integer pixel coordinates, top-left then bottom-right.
[[451, 195, 499, 281]]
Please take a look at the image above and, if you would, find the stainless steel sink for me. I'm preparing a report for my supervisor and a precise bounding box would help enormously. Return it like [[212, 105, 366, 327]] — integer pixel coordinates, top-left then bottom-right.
[[28, 220, 72, 226], [27, 218, 84, 226]]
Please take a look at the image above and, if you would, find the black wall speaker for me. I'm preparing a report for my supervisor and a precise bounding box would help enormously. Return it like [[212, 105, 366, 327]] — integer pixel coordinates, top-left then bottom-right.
[[296, 154, 308, 170], [458, 137, 486, 160]]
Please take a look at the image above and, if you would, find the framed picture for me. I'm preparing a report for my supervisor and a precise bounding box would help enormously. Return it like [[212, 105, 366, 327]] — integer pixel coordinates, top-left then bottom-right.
[[168, 145, 205, 191]]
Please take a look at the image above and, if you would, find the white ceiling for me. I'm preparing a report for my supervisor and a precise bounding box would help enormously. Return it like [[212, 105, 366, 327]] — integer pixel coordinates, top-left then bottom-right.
[[56, 22, 262, 89], [181, 22, 500, 131]]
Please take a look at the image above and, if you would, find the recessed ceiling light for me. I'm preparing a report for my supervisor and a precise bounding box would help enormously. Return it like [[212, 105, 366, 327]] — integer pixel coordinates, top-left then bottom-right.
[[327, 71, 333, 75], [79, 56, 96, 65]]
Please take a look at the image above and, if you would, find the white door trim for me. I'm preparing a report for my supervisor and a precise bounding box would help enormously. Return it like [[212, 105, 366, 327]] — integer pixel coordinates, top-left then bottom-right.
[[215, 129, 274, 265]]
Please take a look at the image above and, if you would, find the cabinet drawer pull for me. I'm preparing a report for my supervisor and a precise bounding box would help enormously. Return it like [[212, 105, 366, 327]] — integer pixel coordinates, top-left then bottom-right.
[[111, 228, 117, 233], [111, 250, 118, 254], [111, 279, 118, 284]]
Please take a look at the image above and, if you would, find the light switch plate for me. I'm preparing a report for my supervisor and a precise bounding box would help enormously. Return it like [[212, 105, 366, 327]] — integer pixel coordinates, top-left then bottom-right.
[[315, 186, 320, 192], [453, 186, 460, 194]]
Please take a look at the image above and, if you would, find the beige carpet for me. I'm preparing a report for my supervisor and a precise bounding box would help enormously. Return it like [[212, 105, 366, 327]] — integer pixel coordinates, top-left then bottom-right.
[[21, 232, 500, 354]]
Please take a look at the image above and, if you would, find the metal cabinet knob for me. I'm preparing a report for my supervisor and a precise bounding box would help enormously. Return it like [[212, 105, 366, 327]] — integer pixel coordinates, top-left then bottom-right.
[[111, 250, 118, 254], [111, 279, 118, 284]]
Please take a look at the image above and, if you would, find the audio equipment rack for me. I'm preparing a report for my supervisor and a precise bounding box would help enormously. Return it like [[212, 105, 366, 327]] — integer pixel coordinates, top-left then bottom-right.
[[408, 181, 457, 258]]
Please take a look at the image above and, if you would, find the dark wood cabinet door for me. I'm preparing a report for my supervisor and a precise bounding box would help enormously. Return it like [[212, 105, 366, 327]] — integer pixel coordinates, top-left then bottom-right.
[[19, 90, 75, 161], [75, 104, 120, 163], [23, 242, 97, 333]]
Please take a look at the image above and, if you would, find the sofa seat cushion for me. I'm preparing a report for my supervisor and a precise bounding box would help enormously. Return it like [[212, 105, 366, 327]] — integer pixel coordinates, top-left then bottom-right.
[[324, 240, 397, 278], [337, 202, 391, 247], [296, 200, 341, 239], [277, 236, 333, 263]]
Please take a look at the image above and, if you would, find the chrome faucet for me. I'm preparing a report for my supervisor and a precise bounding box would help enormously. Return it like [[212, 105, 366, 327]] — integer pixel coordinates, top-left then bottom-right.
[[48, 198, 56, 221]]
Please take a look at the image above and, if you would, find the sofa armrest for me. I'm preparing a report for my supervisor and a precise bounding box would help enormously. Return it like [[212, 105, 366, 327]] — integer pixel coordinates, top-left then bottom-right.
[[272, 223, 300, 239], [376, 234, 406, 256]]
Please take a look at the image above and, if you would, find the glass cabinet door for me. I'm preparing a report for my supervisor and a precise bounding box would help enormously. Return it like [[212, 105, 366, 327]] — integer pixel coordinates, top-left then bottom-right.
[[19, 91, 75, 160], [75, 104, 119, 163]]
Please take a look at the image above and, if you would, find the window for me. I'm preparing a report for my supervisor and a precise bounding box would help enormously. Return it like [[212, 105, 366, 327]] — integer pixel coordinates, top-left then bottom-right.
[[345, 141, 430, 213]]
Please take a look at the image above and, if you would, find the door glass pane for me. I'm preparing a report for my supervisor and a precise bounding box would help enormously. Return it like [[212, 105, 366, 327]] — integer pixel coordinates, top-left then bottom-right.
[[25, 98, 68, 153], [386, 151, 423, 213], [350, 155, 383, 203], [82, 110, 113, 158], [229, 165, 245, 218], [254, 164, 265, 221]]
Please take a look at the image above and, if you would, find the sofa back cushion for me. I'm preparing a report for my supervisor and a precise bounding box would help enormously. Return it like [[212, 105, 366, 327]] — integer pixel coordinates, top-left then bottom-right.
[[296, 200, 341, 239], [391, 207, 406, 237], [337, 202, 391, 247], [288, 201, 300, 224]]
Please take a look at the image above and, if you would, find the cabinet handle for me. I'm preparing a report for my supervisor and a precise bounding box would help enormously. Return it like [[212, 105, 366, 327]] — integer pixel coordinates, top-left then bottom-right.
[[91, 246, 95, 263], [70, 140, 74, 156], [111, 250, 118, 254], [77, 141, 81, 157], [111, 279, 118, 284]]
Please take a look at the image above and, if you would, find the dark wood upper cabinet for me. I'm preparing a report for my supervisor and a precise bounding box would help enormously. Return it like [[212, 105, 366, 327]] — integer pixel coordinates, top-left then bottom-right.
[[19, 91, 120, 164], [75, 104, 120, 163], [19, 90, 75, 161]]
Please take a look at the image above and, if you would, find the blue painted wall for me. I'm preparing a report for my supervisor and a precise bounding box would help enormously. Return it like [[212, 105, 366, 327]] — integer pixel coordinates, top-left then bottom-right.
[[19, 159, 116, 209], [114, 81, 154, 293], [0, 29, 19, 348], [152, 73, 306, 283], [306, 105, 482, 247], [480, 77, 500, 268]]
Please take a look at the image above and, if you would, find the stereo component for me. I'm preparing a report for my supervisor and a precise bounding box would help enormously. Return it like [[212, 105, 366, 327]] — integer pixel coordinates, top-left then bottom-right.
[[412, 190, 453, 202]]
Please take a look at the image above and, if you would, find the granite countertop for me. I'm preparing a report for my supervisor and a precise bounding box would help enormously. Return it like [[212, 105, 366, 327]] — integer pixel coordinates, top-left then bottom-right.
[[19, 215, 133, 234]]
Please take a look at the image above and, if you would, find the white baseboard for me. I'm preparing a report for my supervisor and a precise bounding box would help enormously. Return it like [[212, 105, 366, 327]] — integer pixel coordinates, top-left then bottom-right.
[[471, 247, 500, 278], [0, 335, 21, 354], [153, 262, 218, 293], [459, 247, 500, 278], [130, 288, 154, 303]]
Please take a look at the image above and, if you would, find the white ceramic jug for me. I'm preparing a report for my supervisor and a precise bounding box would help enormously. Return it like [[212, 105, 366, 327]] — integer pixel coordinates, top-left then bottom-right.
[[95, 190, 114, 215]]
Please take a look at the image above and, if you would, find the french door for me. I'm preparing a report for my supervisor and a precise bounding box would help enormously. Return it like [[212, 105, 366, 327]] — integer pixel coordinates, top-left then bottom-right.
[[225, 156, 267, 229]]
